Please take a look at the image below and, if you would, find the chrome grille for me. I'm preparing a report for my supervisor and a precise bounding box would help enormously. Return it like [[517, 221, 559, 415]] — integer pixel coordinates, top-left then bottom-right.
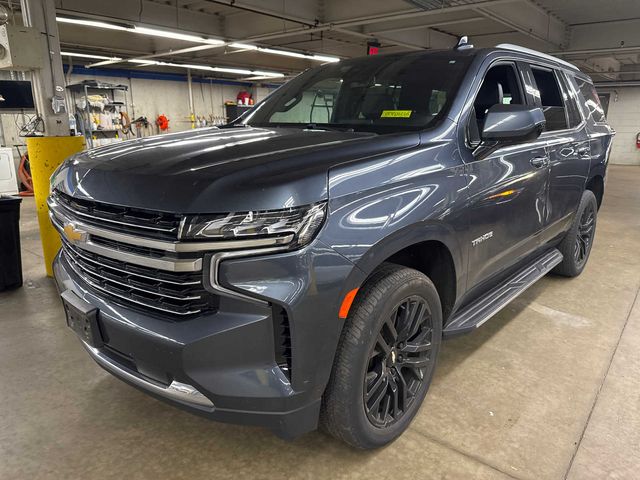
[[51, 190, 182, 241], [61, 239, 215, 317], [48, 190, 292, 316], [50, 188, 214, 317]]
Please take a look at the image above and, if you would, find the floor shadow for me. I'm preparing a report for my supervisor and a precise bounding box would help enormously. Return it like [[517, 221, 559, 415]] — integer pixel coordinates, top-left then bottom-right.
[[433, 277, 548, 382], [65, 277, 552, 467]]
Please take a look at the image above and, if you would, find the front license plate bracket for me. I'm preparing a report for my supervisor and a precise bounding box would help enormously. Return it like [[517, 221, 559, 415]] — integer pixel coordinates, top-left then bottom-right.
[[61, 290, 103, 348]]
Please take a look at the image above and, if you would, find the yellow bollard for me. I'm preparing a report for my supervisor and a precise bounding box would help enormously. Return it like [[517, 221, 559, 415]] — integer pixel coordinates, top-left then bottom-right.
[[27, 136, 85, 277]]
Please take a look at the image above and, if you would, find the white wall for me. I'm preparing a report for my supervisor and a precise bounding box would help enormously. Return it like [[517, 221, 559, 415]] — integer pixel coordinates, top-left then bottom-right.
[[0, 72, 277, 157], [66, 73, 273, 133], [598, 87, 640, 166]]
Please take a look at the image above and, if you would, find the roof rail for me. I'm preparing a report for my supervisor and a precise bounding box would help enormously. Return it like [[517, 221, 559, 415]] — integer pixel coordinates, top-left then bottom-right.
[[496, 43, 579, 71]]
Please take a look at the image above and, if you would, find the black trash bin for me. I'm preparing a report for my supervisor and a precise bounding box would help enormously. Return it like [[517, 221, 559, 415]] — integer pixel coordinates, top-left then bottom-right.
[[0, 195, 23, 291]]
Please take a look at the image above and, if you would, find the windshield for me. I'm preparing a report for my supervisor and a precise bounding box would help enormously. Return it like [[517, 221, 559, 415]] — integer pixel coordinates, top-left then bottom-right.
[[242, 52, 472, 133]]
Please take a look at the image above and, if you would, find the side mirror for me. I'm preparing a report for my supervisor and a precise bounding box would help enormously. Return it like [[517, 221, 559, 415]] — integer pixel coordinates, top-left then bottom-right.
[[482, 104, 545, 144]]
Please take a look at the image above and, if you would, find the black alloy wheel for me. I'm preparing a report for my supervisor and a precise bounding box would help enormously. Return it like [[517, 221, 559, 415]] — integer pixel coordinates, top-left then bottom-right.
[[553, 189, 598, 277], [321, 264, 442, 449], [364, 295, 434, 428], [574, 202, 595, 267]]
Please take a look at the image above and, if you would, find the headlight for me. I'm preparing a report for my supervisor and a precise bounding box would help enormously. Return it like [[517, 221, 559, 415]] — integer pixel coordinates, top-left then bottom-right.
[[181, 202, 327, 248]]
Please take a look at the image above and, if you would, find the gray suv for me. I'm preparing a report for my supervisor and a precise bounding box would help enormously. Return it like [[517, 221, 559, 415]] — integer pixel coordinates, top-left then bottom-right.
[[50, 43, 613, 448]]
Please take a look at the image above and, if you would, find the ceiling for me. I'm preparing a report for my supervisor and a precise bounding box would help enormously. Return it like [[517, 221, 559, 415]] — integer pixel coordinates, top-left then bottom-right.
[[10, 0, 640, 84]]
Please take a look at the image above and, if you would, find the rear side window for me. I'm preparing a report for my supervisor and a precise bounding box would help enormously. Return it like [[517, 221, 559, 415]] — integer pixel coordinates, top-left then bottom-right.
[[559, 72, 582, 128], [531, 67, 567, 131], [575, 78, 607, 123]]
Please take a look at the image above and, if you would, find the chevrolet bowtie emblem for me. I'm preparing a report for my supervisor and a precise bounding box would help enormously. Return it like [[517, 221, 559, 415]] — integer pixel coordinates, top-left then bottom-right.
[[63, 223, 86, 243]]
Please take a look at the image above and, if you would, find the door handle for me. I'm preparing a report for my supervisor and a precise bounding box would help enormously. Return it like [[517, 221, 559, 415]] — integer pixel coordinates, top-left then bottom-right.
[[577, 146, 590, 157], [530, 156, 548, 168]]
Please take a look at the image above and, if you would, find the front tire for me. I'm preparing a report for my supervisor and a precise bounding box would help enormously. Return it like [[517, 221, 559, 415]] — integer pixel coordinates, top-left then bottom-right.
[[321, 264, 442, 449], [553, 190, 598, 277]]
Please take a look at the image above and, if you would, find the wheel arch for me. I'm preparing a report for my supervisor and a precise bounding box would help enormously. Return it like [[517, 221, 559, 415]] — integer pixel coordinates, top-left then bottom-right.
[[585, 174, 604, 209], [384, 240, 457, 321], [353, 225, 463, 323]]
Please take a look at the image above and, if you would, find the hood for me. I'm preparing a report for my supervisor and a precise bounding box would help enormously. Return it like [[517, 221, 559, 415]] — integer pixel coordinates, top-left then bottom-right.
[[52, 126, 420, 213]]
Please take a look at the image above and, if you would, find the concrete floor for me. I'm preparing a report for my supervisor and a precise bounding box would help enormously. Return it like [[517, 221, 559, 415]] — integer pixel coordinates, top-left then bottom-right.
[[1, 165, 639, 480]]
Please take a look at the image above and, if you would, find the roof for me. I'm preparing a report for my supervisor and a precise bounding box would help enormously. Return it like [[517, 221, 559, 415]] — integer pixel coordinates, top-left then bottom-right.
[[494, 44, 580, 71]]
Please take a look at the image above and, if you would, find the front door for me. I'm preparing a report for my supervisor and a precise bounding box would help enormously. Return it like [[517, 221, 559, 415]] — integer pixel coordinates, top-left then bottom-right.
[[460, 60, 550, 295]]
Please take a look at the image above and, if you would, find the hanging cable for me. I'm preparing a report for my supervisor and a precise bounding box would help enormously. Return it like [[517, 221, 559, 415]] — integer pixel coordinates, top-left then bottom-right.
[[16, 114, 45, 137]]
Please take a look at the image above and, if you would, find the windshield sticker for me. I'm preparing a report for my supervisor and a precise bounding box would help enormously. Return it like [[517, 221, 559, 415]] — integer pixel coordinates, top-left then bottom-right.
[[380, 110, 412, 118]]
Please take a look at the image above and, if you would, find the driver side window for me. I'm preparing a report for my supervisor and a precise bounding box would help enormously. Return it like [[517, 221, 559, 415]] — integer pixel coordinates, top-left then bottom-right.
[[468, 63, 525, 147]]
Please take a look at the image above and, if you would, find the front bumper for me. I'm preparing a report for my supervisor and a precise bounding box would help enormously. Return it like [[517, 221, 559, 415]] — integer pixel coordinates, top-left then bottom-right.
[[80, 340, 215, 409], [53, 241, 364, 438]]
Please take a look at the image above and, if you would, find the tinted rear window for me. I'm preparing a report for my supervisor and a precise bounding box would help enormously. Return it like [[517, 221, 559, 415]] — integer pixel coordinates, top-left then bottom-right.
[[575, 77, 606, 123], [559, 72, 582, 128], [531, 67, 568, 131]]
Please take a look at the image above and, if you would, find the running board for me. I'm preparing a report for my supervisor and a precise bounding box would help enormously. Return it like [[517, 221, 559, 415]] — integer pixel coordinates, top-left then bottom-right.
[[443, 249, 563, 337]]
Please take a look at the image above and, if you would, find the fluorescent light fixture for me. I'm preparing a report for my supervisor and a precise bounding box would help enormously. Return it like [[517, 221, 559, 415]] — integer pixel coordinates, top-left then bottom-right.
[[229, 43, 258, 50], [56, 17, 128, 31], [61, 51, 123, 61], [57, 17, 224, 45], [128, 59, 158, 65], [57, 16, 338, 64], [233, 45, 339, 63], [128, 59, 284, 78], [252, 70, 285, 77], [310, 54, 341, 63], [133, 26, 224, 45], [259, 48, 307, 59], [211, 67, 253, 75]]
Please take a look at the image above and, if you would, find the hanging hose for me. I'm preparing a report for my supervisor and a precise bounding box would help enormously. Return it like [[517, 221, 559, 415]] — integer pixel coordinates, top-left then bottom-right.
[[17, 152, 34, 197], [120, 111, 132, 135]]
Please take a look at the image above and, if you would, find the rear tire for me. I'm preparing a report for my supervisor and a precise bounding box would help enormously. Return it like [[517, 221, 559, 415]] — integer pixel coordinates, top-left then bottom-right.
[[321, 263, 442, 449], [553, 190, 598, 277]]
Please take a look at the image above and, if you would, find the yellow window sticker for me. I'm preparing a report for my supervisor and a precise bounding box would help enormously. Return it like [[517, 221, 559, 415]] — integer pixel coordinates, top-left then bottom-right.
[[380, 110, 412, 118]]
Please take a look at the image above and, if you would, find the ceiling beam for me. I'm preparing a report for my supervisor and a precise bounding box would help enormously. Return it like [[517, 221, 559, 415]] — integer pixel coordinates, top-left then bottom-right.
[[332, 0, 517, 29], [71, 0, 522, 69], [472, 3, 566, 48], [551, 46, 640, 57], [228, 0, 518, 44], [181, 1, 215, 8], [331, 27, 425, 51], [573, 59, 617, 80], [192, 0, 318, 27], [367, 16, 485, 36], [60, 42, 149, 57], [594, 81, 640, 87], [87, 44, 225, 68]]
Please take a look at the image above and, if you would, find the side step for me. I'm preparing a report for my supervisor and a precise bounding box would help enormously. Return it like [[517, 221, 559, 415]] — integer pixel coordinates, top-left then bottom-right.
[[443, 249, 563, 337]]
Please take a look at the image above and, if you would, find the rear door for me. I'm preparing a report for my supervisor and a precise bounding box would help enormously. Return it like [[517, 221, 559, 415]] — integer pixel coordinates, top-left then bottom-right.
[[570, 74, 615, 189], [524, 64, 591, 245], [460, 60, 550, 294]]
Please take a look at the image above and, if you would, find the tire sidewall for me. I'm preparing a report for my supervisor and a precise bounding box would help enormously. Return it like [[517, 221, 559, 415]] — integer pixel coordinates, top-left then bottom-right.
[[346, 272, 442, 448], [572, 191, 598, 274]]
